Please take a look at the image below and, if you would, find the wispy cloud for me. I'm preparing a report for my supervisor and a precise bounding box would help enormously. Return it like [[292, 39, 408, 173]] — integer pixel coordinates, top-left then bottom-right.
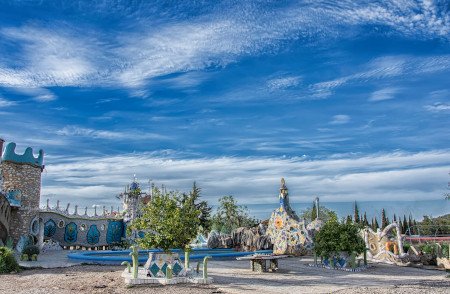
[[311, 55, 450, 98], [424, 102, 450, 113], [41, 150, 450, 210], [369, 87, 401, 101], [330, 115, 350, 125], [56, 125, 171, 141], [0, 97, 16, 107], [1, 1, 449, 91], [267, 76, 302, 91]]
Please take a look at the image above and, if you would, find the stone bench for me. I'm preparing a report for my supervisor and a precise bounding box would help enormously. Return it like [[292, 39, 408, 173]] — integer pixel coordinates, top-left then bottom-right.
[[237, 254, 289, 272]]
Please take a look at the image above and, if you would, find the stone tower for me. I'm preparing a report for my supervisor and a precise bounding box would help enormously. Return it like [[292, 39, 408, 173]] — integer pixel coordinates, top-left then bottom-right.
[[0, 142, 44, 244]]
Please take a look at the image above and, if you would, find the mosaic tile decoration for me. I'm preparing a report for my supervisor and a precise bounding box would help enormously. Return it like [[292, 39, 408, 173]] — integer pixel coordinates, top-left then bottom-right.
[[145, 253, 186, 278]]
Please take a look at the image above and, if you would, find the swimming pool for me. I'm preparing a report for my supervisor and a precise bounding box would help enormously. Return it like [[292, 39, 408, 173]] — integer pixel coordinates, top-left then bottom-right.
[[67, 248, 273, 265]]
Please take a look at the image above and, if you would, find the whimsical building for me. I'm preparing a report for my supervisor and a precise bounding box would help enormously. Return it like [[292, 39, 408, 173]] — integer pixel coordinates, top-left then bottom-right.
[[266, 178, 314, 255], [0, 140, 149, 249]]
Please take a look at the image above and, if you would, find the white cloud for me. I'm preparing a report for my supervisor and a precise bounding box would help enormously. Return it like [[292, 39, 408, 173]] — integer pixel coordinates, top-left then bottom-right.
[[11, 87, 57, 102], [0, 25, 102, 87], [424, 102, 450, 113], [0, 97, 16, 107], [330, 115, 350, 125], [310, 55, 450, 98], [40, 150, 450, 213], [1, 1, 448, 91], [369, 87, 400, 101], [55, 125, 171, 141], [267, 76, 302, 91]]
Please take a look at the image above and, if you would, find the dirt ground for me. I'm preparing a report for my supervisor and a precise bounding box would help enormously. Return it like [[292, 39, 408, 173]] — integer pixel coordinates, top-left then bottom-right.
[[0, 265, 219, 294], [1, 258, 449, 294]]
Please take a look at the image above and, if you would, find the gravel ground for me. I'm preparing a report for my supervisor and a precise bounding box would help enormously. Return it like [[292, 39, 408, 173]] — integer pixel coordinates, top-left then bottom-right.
[[0, 265, 219, 294], [1, 257, 449, 294]]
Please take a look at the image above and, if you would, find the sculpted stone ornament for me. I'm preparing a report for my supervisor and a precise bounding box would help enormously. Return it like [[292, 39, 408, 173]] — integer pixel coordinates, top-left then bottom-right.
[[266, 178, 313, 255]]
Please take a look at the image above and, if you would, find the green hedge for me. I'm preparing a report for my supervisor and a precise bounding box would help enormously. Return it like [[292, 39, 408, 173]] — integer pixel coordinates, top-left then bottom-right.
[[0, 247, 20, 274]]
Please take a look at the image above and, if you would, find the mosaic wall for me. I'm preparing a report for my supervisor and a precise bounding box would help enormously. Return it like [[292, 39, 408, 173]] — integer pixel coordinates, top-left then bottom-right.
[[40, 210, 125, 247], [266, 178, 313, 255]]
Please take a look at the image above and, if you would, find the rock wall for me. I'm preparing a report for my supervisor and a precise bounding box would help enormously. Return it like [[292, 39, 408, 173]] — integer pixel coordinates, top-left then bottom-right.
[[1, 161, 42, 243]]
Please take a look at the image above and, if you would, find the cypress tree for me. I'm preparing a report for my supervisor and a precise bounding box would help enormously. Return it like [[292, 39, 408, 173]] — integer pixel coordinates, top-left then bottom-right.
[[408, 216, 414, 235], [393, 214, 397, 222], [354, 201, 360, 223], [381, 208, 388, 229], [374, 218, 380, 230], [403, 215, 408, 234], [363, 212, 369, 226]]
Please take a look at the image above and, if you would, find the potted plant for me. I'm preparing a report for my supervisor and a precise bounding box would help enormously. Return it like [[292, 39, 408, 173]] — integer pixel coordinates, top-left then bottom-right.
[[313, 217, 365, 268], [130, 187, 200, 278]]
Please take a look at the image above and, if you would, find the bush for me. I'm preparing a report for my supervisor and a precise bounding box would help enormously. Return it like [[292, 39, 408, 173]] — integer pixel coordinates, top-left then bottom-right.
[[22, 245, 40, 256], [130, 187, 200, 252], [313, 218, 366, 259], [0, 247, 20, 273]]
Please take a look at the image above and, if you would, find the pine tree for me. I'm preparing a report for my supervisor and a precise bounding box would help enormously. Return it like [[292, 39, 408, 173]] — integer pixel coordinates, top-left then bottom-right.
[[311, 201, 317, 221], [393, 214, 397, 222], [354, 201, 360, 223], [363, 212, 369, 227]]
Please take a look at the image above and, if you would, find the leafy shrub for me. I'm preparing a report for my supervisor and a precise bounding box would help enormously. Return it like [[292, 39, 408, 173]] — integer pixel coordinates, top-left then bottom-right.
[[441, 243, 449, 258], [403, 243, 411, 253], [22, 245, 40, 256], [0, 247, 20, 273], [313, 218, 366, 259]]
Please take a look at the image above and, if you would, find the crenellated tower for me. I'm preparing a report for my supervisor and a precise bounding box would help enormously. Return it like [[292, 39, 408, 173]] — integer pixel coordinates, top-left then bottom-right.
[[0, 142, 44, 244]]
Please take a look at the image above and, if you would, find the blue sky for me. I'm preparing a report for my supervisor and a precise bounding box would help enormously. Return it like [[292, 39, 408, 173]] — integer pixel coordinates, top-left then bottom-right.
[[0, 1, 449, 213]]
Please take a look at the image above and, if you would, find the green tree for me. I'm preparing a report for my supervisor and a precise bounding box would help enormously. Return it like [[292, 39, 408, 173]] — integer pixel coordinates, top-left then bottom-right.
[[374, 218, 380, 230], [180, 182, 212, 233], [313, 218, 366, 259], [211, 195, 258, 234], [363, 212, 369, 227], [402, 215, 408, 234], [353, 201, 360, 223], [346, 215, 352, 224], [300, 205, 337, 223], [381, 208, 388, 229], [130, 187, 200, 252]]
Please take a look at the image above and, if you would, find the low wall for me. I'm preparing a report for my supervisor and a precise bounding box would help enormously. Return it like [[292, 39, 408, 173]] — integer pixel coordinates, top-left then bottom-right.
[[40, 209, 125, 248]]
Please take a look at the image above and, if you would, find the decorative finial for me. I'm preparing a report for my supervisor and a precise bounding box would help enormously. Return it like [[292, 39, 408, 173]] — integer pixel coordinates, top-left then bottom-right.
[[46, 199, 50, 209], [66, 203, 70, 212], [94, 206, 97, 216], [74, 205, 78, 215], [56, 200, 60, 210], [84, 206, 88, 215]]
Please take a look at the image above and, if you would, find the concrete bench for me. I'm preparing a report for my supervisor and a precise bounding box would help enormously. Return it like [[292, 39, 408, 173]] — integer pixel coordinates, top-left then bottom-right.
[[237, 254, 289, 272]]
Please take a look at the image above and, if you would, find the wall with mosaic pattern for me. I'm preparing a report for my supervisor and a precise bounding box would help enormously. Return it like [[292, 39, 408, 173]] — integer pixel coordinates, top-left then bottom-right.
[[40, 211, 124, 247]]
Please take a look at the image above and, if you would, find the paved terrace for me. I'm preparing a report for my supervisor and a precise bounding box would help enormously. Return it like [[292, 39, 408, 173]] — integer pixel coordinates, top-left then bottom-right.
[[12, 250, 450, 294]]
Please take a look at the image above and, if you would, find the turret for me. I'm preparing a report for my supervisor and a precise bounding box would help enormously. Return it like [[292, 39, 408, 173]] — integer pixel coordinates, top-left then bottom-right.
[[1, 142, 44, 244]]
